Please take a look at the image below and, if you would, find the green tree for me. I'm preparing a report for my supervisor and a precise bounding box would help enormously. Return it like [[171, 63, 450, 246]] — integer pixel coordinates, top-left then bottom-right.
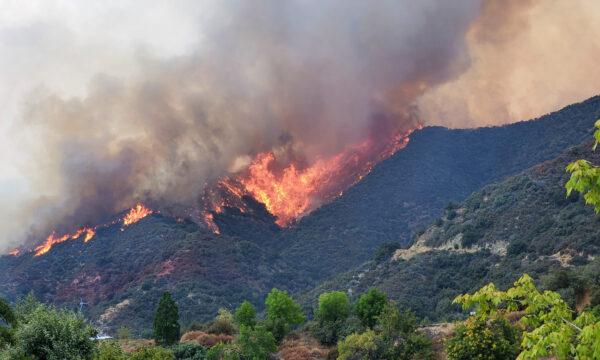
[[445, 317, 520, 360], [208, 308, 237, 335], [170, 342, 207, 360], [7, 302, 96, 360], [235, 301, 257, 328], [355, 288, 387, 328], [236, 325, 277, 359], [153, 292, 181, 346], [455, 274, 600, 359], [313, 291, 350, 344], [0, 298, 16, 349], [376, 302, 433, 359], [566, 119, 600, 211], [264, 288, 305, 342]]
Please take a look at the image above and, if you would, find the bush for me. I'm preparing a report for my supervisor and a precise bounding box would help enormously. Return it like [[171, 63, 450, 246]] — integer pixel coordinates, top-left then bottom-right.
[[234, 301, 256, 328], [0, 298, 16, 349], [8, 303, 96, 360], [170, 342, 206, 360], [130, 346, 175, 360], [94, 341, 128, 360], [445, 317, 520, 360], [207, 309, 237, 336], [355, 288, 387, 328], [236, 325, 277, 359], [265, 289, 305, 342], [153, 292, 181, 346], [337, 330, 380, 360], [205, 342, 241, 360], [376, 302, 432, 359], [180, 331, 234, 348]]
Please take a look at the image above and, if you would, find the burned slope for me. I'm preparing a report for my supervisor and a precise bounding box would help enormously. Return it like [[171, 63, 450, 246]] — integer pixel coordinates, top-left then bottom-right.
[[0, 210, 290, 335], [303, 139, 600, 321], [279, 96, 600, 284]]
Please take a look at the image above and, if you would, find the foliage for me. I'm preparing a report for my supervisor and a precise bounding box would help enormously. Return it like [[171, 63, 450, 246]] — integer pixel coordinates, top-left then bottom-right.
[[5, 301, 96, 360], [234, 301, 256, 328], [0, 298, 16, 349], [153, 292, 181, 346], [264, 289, 305, 342], [208, 309, 237, 336], [312, 291, 350, 344], [236, 325, 277, 359], [336, 330, 379, 360], [355, 289, 387, 328], [170, 342, 207, 360], [205, 342, 241, 360], [375, 302, 433, 359], [445, 317, 520, 360], [117, 326, 131, 340], [455, 274, 600, 359], [566, 120, 600, 213], [130, 346, 175, 360], [93, 341, 128, 360]]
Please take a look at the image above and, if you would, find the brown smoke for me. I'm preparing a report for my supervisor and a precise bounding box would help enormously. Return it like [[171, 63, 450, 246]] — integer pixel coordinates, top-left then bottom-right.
[[5, 1, 481, 248], [419, 0, 600, 127]]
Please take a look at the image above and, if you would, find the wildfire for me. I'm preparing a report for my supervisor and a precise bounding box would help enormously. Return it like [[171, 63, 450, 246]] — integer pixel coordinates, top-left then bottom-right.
[[122, 203, 153, 226], [213, 128, 416, 226], [8, 248, 20, 257], [34, 226, 96, 257]]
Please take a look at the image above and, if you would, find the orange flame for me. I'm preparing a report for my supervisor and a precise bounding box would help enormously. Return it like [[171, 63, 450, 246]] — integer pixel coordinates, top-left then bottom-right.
[[34, 226, 96, 257], [203, 212, 221, 234], [8, 248, 20, 257], [122, 203, 153, 226], [218, 128, 416, 226]]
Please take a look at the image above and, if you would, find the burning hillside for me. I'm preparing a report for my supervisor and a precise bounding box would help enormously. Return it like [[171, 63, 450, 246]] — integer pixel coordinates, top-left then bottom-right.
[[205, 128, 416, 228]]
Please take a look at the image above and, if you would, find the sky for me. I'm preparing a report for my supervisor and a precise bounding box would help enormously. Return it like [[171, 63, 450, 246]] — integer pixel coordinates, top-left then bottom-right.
[[1, 0, 600, 251]]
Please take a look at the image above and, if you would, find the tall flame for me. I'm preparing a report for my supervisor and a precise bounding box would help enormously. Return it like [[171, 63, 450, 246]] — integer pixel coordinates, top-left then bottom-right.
[[213, 128, 416, 226], [122, 204, 153, 226]]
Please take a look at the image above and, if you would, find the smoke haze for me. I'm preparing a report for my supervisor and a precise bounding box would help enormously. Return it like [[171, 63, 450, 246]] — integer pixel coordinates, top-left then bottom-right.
[[1, 0, 599, 251]]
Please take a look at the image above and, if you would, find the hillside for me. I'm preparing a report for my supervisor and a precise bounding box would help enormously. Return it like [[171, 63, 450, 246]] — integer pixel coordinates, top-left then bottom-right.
[[303, 138, 600, 321], [278, 96, 600, 283], [0, 96, 599, 334]]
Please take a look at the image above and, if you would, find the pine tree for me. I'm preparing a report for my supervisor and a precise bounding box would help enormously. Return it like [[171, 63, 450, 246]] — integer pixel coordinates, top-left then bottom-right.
[[153, 292, 180, 346]]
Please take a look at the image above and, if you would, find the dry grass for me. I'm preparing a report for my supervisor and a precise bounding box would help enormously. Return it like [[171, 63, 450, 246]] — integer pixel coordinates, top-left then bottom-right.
[[277, 333, 332, 360]]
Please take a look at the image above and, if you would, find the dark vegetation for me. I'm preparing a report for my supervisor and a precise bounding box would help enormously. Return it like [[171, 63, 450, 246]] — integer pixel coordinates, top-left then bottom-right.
[[0, 96, 599, 336]]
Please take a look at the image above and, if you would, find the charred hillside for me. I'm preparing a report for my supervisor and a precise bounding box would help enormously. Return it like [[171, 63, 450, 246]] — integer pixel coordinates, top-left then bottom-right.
[[0, 96, 599, 334]]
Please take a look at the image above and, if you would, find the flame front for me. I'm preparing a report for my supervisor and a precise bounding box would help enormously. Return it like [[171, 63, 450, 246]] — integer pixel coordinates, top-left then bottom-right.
[[34, 226, 96, 257], [216, 128, 416, 226], [122, 204, 153, 226]]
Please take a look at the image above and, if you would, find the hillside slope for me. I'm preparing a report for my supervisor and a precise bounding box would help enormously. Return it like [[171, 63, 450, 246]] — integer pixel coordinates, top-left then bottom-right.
[[279, 96, 600, 283], [0, 96, 599, 334], [304, 139, 600, 321]]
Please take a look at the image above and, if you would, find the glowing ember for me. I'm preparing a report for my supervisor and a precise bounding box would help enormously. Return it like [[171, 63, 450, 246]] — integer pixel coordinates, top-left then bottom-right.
[[216, 128, 416, 226], [203, 212, 221, 234], [34, 226, 96, 257], [122, 204, 153, 226]]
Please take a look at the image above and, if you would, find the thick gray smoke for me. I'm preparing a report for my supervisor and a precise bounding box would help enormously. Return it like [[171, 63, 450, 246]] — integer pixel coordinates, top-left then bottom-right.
[[2, 0, 484, 249]]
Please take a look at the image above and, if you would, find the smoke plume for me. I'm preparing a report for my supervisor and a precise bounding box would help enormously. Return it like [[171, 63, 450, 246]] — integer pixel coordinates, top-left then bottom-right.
[[2, 0, 600, 251]]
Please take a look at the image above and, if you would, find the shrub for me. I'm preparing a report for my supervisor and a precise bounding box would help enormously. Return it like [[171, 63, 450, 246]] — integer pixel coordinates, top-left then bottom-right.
[[234, 301, 256, 328], [0, 298, 16, 349], [153, 292, 180, 346], [130, 346, 175, 360], [205, 342, 241, 360], [180, 331, 234, 348], [94, 341, 128, 360], [170, 342, 206, 360], [355, 288, 387, 328], [208, 309, 237, 336], [376, 302, 433, 359], [236, 325, 277, 359], [337, 330, 379, 360], [265, 289, 305, 342], [446, 317, 519, 360]]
